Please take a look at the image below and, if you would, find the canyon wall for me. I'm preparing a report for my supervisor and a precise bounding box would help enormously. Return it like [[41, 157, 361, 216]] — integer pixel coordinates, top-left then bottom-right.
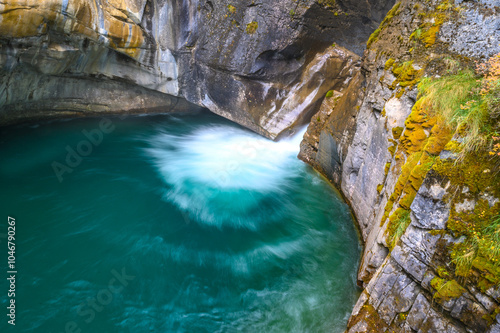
[[3, 0, 500, 332], [300, 0, 500, 331], [0, 0, 395, 138]]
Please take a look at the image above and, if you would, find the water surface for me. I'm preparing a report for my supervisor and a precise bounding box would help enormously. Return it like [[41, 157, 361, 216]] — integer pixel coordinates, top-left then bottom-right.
[[0, 111, 361, 332]]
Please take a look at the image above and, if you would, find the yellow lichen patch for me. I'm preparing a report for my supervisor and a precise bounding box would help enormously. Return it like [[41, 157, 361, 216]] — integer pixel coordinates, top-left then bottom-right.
[[392, 126, 404, 140], [246, 21, 258, 34], [399, 99, 438, 154], [420, 24, 440, 47], [385, 58, 396, 70], [384, 162, 392, 175], [347, 303, 387, 332], [381, 152, 421, 225], [414, 2, 448, 48], [423, 120, 452, 155], [381, 95, 451, 237], [389, 61, 424, 90]]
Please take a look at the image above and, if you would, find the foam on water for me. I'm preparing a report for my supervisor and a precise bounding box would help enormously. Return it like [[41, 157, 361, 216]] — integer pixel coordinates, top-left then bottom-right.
[[145, 124, 308, 229]]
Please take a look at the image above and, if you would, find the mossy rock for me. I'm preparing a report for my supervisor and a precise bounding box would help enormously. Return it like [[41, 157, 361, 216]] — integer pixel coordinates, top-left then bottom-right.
[[246, 21, 258, 34], [430, 277, 466, 301]]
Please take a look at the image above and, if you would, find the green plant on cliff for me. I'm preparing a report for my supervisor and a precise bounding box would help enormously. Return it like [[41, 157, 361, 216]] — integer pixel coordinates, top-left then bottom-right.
[[427, 53, 500, 286], [386, 208, 410, 250], [419, 52, 500, 159]]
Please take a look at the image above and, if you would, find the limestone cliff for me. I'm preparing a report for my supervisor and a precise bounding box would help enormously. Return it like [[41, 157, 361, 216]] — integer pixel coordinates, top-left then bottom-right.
[[0, 0, 395, 138], [300, 0, 500, 331]]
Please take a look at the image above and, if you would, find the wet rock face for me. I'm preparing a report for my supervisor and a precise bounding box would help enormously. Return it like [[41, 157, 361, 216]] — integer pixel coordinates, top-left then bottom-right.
[[0, 0, 395, 137]]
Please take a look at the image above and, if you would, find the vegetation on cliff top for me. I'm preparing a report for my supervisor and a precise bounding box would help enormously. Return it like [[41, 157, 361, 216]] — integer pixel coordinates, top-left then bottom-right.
[[383, 53, 500, 287]]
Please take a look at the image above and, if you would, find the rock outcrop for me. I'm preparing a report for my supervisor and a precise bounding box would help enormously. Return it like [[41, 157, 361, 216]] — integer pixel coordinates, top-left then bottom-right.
[[0, 0, 395, 138], [300, 0, 500, 331]]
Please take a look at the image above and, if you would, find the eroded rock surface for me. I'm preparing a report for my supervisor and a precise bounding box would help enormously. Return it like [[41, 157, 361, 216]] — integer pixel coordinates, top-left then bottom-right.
[[0, 0, 396, 138]]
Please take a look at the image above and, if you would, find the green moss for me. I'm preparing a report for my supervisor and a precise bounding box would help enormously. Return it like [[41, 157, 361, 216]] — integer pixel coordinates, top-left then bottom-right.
[[325, 90, 334, 98], [347, 303, 387, 332], [430, 277, 466, 300], [227, 4, 236, 13], [437, 150, 500, 283], [377, 184, 384, 193], [409, 28, 422, 41], [436, 266, 451, 279], [433, 154, 500, 195], [367, 28, 382, 49], [473, 255, 500, 284], [478, 277, 495, 293], [484, 308, 500, 326], [366, 2, 401, 48], [380, 2, 401, 26], [246, 21, 258, 34]]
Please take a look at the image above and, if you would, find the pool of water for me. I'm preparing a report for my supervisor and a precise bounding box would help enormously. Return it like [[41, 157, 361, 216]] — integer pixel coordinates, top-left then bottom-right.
[[0, 111, 361, 332]]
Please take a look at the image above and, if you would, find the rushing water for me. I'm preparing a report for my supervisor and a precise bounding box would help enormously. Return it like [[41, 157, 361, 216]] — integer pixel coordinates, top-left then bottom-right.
[[0, 111, 361, 332]]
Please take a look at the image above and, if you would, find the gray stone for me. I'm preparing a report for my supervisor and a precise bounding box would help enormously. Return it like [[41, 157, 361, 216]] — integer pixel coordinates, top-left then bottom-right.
[[377, 272, 420, 324], [407, 293, 431, 331], [410, 179, 450, 230], [440, 6, 500, 59]]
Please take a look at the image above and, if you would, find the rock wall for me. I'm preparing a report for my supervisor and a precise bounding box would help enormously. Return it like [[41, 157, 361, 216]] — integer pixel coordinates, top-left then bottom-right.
[[0, 0, 395, 138], [300, 0, 500, 331]]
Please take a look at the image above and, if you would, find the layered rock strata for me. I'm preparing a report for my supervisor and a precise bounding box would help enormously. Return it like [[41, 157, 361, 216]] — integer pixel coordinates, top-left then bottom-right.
[[0, 0, 395, 138]]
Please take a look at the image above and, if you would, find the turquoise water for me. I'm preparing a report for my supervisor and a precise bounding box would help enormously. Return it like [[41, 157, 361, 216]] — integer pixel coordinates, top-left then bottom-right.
[[0, 111, 361, 332]]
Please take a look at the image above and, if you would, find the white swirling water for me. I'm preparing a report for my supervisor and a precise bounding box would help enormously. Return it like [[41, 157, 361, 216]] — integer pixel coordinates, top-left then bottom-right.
[[0, 112, 361, 332]]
